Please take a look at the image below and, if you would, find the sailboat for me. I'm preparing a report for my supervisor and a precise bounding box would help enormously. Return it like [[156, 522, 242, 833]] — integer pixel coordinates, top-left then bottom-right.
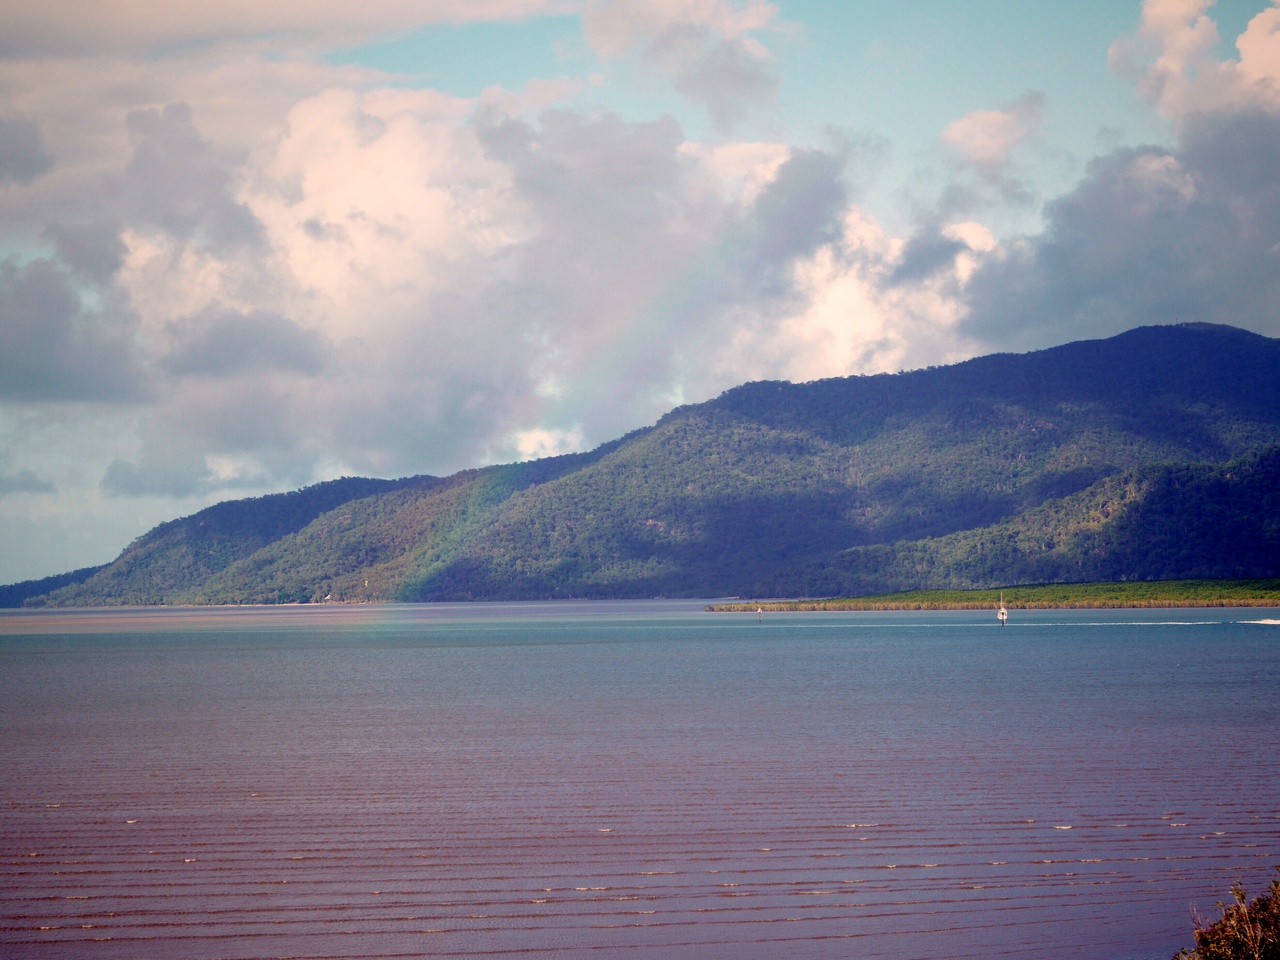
[[998, 591, 1008, 626]]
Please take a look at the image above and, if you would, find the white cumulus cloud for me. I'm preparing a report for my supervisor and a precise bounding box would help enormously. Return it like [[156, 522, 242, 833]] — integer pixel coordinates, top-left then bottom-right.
[[942, 92, 1045, 179], [1110, 0, 1280, 120]]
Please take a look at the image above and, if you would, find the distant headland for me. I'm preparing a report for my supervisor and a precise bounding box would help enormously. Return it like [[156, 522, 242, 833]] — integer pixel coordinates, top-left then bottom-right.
[[6, 324, 1280, 608], [706, 579, 1280, 612]]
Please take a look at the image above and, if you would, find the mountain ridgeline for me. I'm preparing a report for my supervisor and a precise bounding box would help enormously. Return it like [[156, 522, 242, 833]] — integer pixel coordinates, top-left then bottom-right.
[[12, 323, 1280, 606]]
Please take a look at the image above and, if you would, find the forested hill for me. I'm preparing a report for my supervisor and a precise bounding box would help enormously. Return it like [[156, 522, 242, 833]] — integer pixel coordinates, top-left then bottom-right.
[[12, 322, 1280, 606]]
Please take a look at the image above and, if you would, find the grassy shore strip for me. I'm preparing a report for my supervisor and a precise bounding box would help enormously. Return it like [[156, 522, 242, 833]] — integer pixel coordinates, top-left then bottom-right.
[[707, 579, 1280, 612]]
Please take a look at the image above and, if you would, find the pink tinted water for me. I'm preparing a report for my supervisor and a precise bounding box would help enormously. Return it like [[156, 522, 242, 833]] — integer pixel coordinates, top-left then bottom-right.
[[2, 603, 1278, 960]]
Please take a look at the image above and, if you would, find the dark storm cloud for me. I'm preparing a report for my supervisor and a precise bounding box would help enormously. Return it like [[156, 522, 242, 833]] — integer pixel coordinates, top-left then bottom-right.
[[0, 115, 53, 185], [0, 258, 142, 401], [162, 306, 325, 378], [125, 103, 263, 251], [961, 110, 1280, 351]]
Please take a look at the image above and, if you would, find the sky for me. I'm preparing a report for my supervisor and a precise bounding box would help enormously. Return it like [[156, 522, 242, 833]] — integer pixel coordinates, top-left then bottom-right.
[[1, 0, 1279, 584]]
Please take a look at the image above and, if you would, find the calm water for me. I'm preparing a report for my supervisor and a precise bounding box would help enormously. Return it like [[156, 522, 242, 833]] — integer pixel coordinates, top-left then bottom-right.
[[2, 602, 1278, 960]]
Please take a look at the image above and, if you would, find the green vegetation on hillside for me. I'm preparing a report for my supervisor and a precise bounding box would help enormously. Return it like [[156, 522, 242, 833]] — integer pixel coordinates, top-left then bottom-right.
[[707, 579, 1280, 611], [184, 449, 618, 605], [0, 564, 106, 608], [35, 476, 424, 606], [752, 448, 1280, 599], [8, 323, 1280, 606]]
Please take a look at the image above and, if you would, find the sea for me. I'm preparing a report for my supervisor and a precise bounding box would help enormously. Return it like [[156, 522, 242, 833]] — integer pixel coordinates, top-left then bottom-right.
[[2, 602, 1278, 960]]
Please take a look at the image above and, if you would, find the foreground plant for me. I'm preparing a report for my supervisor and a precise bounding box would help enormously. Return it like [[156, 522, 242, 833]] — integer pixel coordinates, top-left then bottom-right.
[[1176, 876, 1280, 960]]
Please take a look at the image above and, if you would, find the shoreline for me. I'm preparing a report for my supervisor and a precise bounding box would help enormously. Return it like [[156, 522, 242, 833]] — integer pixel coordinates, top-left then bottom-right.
[[708, 599, 1280, 612], [706, 579, 1280, 612]]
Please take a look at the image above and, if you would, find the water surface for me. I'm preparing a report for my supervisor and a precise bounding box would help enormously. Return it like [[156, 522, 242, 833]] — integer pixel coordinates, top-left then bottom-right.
[[2, 602, 1278, 959]]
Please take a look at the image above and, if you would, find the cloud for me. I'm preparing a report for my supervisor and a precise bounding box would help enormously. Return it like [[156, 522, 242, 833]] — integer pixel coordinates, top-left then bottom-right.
[[0, 0, 579, 57], [584, 0, 780, 130], [713, 204, 987, 386], [739, 147, 846, 275], [5, 79, 855, 497], [0, 469, 55, 495], [584, 0, 776, 57], [46, 220, 127, 283], [125, 103, 263, 252], [887, 231, 970, 287], [1238, 3, 1280, 88], [0, 258, 143, 401], [465, 105, 818, 444], [0, 114, 53, 184], [512, 426, 587, 460], [936, 91, 1046, 213], [0, 0, 942, 577], [1110, 0, 1280, 121], [948, 5, 1280, 353], [942, 92, 1044, 179], [659, 28, 778, 130], [0, 60, 975, 505], [960, 109, 1280, 350], [161, 306, 325, 377], [102, 443, 219, 499], [0, 9, 1008, 530]]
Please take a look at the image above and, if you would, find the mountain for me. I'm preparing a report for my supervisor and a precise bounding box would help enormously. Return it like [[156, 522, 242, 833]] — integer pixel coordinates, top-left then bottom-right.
[[16, 476, 420, 606], [0, 564, 107, 608], [13, 322, 1280, 606]]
